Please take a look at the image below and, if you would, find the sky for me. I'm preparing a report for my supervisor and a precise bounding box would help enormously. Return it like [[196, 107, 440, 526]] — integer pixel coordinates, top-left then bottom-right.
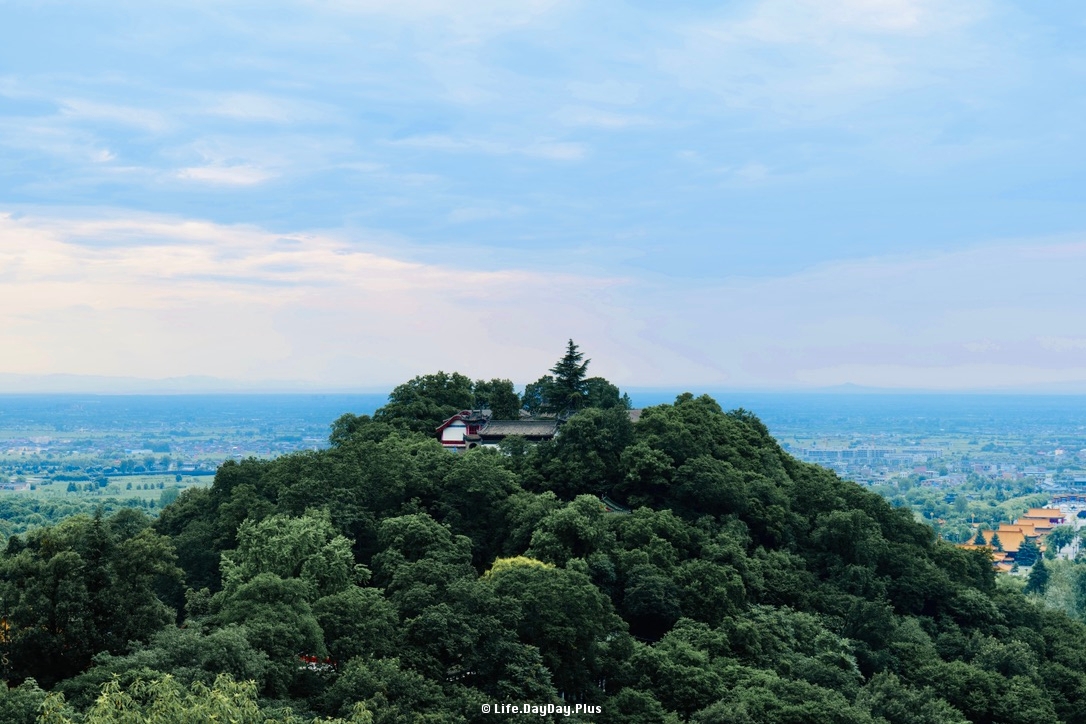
[[3, 0, 1086, 392]]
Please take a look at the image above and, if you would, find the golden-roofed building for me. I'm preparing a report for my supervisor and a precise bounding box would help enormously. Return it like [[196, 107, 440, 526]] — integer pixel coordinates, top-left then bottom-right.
[[1017, 516, 1055, 533], [959, 529, 1025, 555], [986, 529, 1026, 554], [1024, 508, 1065, 523], [1010, 522, 1038, 537]]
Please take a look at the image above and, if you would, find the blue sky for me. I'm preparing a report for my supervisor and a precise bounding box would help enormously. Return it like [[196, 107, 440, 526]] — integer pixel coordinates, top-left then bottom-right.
[[3, 0, 1086, 391]]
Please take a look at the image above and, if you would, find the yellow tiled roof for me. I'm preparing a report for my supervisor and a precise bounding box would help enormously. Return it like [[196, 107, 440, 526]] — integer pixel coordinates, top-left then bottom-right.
[[1011, 522, 1038, 536], [984, 529, 1025, 553]]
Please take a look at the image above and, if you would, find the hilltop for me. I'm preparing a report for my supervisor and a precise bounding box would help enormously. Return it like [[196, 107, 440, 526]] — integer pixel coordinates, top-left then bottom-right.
[[1, 349, 1085, 722]]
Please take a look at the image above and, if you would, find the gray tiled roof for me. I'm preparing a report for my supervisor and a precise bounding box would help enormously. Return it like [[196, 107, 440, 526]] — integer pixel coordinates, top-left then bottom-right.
[[479, 420, 559, 438]]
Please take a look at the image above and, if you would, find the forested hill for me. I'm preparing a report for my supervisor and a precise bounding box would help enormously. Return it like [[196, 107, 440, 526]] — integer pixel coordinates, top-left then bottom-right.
[[3, 393, 1086, 723]]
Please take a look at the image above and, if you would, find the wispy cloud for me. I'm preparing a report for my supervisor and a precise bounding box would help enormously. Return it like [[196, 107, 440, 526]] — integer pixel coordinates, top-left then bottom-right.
[[59, 99, 171, 132], [661, 0, 993, 119], [311, 0, 567, 40], [0, 212, 632, 385], [176, 164, 276, 186], [389, 134, 587, 161], [197, 93, 339, 125], [5, 210, 1086, 391], [553, 106, 658, 130], [639, 236, 1086, 388]]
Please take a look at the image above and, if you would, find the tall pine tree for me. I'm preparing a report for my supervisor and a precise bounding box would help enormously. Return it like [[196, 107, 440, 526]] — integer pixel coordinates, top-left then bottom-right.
[[547, 340, 590, 415]]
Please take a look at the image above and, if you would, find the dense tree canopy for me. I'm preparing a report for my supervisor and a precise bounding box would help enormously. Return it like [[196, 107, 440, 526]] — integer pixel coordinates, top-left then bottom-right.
[[3, 380, 1086, 723], [373, 371, 475, 433]]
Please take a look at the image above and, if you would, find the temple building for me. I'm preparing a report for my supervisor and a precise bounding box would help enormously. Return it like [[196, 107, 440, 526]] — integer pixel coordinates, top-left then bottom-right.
[[435, 410, 559, 451]]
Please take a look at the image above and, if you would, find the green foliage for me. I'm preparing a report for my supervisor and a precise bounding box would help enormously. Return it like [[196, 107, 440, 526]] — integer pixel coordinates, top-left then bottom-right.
[[215, 573, 326, 696], [1017, 537, 1041, 566], [55, 625, 271, 709], [1026, 557, 1050, 595], [45, 674, 373, 724], [856, 672, 968, 724], [374, 371, 475, 433], [584, 376, 631, 410], [484, 555, 624, 698], [1047, 525, 1075, 553], [0, 679, 48, 724], [521, 375, 553, 415], [220, 510, 367, 598], [532, 407, 634, 498], [0, 513, 183, 686], [472, 378, 521, 419], [547, 339, 591, 414], [4, 382, 1086, 722], [313, 586, 400, 662]]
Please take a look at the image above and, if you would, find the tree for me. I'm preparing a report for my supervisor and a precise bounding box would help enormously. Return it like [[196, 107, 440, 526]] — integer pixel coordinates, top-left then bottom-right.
[[0, 678, 48, 724], [219, 510, 365, 599], [547, 340, 590, 415], [1047, 525, 1074, 553], [989, 532, 1003, 551], [55, 625, 272, 708], [856, 672, 968, 724], [313, 586, 400, 662], [214, 574, 326, 696], [374, 371, 474, 433], [472, 378, 521, 419], [44, 675, 373, 724], [522, 376, 553, 415], [1025, 557, 1049, 595], [483, 555, 626, 699], [1016, 538, 1040, 567], [583, 377, 631, 410], [533, 408, 634, 499]]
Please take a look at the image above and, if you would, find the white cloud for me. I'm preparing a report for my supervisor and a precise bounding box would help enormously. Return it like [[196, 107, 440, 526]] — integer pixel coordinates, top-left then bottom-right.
[[553, 106, 657, 129], [176, 164, 276, 186], [639, 237, 1086, 389], [0, 212, 642, 386], [3, 211, 1086, 391], [197, 93, 339, 125], [59, 99, 171, 132], [566, 80, 642, 106], [447, 205, 523, 224], [310, 0, 566, 39], [660, 0, 993, 120], [390, 134, 586, 161]]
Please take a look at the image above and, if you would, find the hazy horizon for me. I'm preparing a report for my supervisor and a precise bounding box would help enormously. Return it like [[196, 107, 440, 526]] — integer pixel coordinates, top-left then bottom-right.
[[5, 372, 1086, 397]]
